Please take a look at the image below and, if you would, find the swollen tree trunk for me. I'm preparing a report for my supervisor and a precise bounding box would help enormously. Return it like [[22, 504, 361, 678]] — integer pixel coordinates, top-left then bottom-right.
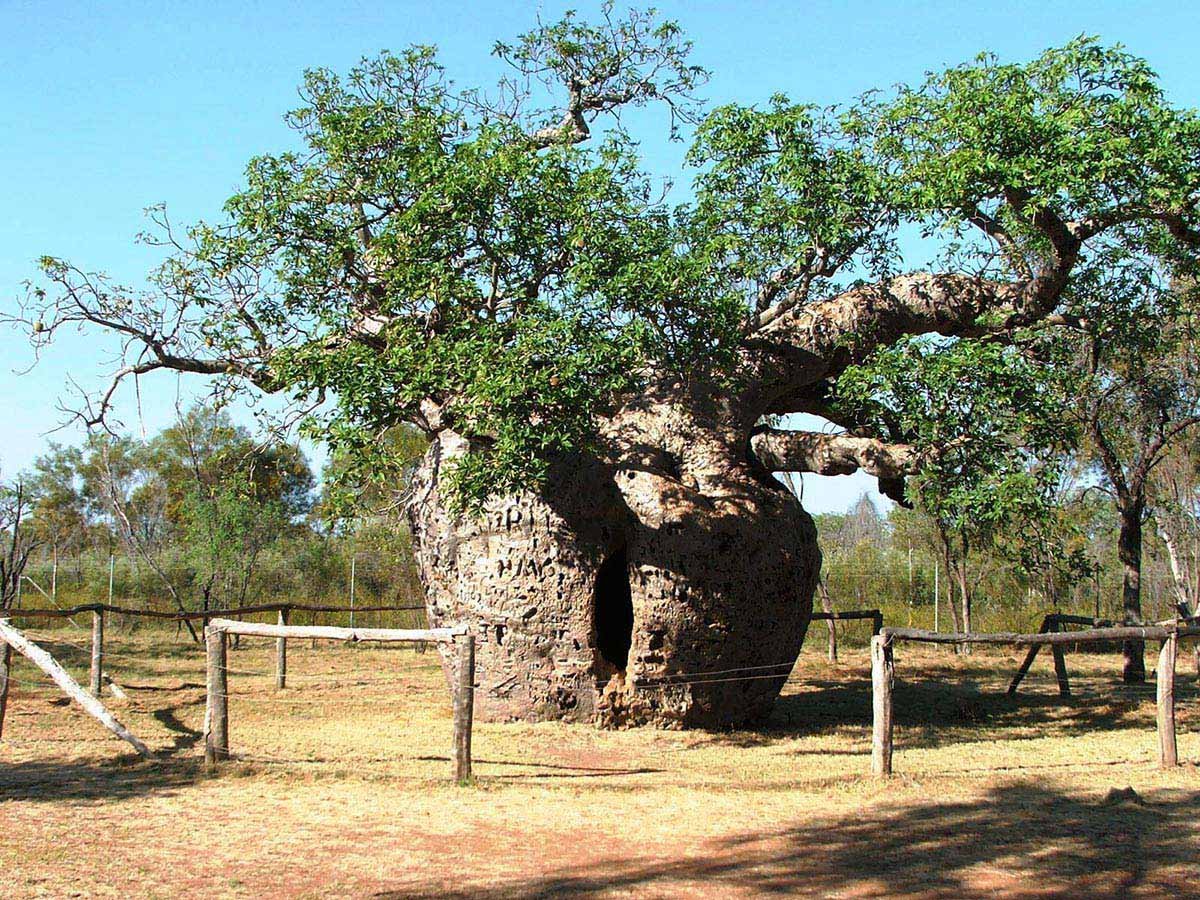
[[1117, 500, 1146, 683], [408, 383, 820, 728]]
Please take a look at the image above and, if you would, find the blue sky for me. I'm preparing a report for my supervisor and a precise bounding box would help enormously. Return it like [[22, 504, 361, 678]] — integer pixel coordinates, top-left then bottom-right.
[[2, 0, 1198, 512]]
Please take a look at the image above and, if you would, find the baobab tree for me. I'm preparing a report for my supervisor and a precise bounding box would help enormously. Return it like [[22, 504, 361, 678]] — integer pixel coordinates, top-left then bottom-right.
[[12, 10, 1200, 726]]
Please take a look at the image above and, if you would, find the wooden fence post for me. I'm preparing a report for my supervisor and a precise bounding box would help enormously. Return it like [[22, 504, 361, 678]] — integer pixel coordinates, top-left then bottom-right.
[[90, 608, 104, 698], [205, 625, 229, 764], [275, 608, 288, 690], [1157, 632, 1178, 768], [453, 633, 475, 783], [871, 633, 894, 776], [0, 640, 10, 740]]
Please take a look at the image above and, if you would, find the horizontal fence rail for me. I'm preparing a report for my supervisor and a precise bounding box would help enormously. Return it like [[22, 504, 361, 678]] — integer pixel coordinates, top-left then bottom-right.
[[880, 624, 1198, 646], [3, 601, 425, 621], [206, 618, 462, 643], [202, 619, 475, 783], [812, 609, 882, 623], [871, 623, 1199, 777]]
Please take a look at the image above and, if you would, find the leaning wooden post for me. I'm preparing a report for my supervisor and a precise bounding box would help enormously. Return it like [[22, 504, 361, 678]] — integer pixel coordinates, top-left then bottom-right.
[[1157, 632, 1178, 768], [204, 624, 230, 764], [0, 619, 155, 759], [1049, 619, 1071, 698], [1007, 615, 1050, 695], [275, 608, 288, 690], [871, 633, 894, 776], [90, 608, 104, 698], [452, 632, 475, 783]]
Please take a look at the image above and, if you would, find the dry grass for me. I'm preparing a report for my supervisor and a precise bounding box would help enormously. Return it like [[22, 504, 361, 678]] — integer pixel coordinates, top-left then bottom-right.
[[2, 624, 1199, 899]]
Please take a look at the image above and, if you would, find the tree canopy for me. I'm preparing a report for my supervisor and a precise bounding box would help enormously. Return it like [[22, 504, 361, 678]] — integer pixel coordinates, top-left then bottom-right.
[[13, 7, 1200, 510]]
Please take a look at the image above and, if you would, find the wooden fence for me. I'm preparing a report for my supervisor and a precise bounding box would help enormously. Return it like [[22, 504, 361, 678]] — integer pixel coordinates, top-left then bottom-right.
[[1, 601, 424, 701], [871, 623, 1199, 776], [0, 601, 485, 782], [202, 618, 475, 782]]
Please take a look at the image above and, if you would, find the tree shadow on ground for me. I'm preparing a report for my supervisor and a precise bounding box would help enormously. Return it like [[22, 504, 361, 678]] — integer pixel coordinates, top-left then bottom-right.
[[385, 782, 1200, 899], [150, 708, 202, 755], [415, 754, 663, 779], [0, 756, 205, 803], [688, 665, 1196, 754]]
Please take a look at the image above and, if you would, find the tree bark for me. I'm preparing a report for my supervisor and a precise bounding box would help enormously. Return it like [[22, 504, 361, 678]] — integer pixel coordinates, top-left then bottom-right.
[[817, 578, 837, 663], [1117, 500, 1146, 683], [408, 384, 820, 728], [0, 641, 10, 741], [956, 563, 972, 656], [1157, 522, 1194, 616], [937, 529, 963, 646]]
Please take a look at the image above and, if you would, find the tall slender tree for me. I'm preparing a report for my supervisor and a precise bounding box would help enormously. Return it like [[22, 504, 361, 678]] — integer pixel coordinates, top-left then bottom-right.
[[1055, 264, 1200, 680]]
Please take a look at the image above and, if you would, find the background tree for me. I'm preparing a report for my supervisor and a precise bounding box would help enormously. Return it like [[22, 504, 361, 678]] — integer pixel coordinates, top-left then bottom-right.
[[158, 405, 314, 611], [837, 339, 1078, 648], [1149, 436, 1200, 617], [25, 445, 89, 596], [11, 12, 1200, 725], [0, 477, 40, 737], [1048, 261, 1200, 681]]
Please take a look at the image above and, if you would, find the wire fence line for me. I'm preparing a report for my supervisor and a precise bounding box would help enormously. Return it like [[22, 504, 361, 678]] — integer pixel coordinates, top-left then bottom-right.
[[5, 600, 427, 622]]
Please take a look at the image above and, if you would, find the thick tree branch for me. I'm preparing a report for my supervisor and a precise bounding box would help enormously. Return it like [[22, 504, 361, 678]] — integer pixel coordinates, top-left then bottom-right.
[[750, 428, 918, 506], [1070, 204, 1200, 244], [745, 270, 1070, 414], [750, 428, 918, 478]]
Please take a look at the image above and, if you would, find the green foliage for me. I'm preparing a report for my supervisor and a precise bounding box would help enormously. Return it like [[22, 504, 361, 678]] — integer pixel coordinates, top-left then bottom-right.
[[688, 96, 898, 296], [836, 337, 1083, 585], [870, 37, 1200, 251], [317, 424, 429, 527], [22, 405, 315, 609], [21, 14, 1200, 513], [202, 15, 727, 507]]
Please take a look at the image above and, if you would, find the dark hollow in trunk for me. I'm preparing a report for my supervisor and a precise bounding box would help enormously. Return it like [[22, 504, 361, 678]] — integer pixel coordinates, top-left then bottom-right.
[[593, 545, 634, 674]]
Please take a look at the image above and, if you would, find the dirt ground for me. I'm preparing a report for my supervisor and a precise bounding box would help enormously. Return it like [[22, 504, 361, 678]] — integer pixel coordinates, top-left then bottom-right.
[[1, 624, 1198, 899]]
